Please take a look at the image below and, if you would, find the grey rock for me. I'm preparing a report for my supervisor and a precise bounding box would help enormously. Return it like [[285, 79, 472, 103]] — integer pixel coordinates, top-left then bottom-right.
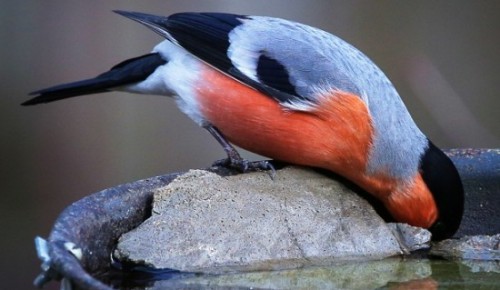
[[115, 167, 408, 273], [387, 223, 432, 253], [430, 234, 500, 261]]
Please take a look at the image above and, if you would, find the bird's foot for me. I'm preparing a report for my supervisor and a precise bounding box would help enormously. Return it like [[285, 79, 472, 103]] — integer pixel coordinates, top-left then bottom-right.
[[204, 124, 276, 178], [212, 157, 276, 179]]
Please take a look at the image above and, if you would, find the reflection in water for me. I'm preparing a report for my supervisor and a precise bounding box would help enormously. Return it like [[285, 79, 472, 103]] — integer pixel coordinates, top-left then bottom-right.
[[98, 257, 500, 289], [388, 277, 438, 290]]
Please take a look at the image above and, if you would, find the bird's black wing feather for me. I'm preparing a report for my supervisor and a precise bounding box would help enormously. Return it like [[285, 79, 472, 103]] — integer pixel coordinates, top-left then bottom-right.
[[163, 12, 299, 103]]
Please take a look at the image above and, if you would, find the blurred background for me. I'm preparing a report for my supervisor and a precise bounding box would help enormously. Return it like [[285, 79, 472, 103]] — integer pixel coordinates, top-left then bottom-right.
[[1, 1, 498, 289]]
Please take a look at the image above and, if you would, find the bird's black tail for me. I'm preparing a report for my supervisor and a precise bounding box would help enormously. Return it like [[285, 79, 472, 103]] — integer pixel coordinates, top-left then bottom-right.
[[23, 53, 167, 106]]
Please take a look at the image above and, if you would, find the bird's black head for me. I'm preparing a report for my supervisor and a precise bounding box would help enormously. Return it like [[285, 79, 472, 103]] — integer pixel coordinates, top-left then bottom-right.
[[420, 141, 464, 240]]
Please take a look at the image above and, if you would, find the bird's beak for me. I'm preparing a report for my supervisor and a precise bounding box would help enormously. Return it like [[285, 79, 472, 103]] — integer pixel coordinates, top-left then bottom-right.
[[114, 10, 172, 40]]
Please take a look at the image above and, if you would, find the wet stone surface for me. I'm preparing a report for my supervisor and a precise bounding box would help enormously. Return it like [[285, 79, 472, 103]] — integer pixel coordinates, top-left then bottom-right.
[[430, 234, 500, 261]]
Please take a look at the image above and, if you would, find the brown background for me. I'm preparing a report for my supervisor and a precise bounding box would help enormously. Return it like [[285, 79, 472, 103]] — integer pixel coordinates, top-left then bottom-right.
[[1, 1, 498, 289]]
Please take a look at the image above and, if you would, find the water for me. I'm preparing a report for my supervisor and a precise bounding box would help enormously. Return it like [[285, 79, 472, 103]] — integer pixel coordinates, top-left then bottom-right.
[[97, 256, 500, 289]]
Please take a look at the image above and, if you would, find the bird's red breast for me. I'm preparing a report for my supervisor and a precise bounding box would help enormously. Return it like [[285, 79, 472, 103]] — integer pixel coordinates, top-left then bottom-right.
[[196, 65, 438, 228]]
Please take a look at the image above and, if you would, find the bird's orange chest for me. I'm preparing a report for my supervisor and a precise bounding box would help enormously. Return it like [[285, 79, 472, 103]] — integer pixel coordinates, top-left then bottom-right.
[[194, 67, 438, 229], [195, 67, 374, 177]]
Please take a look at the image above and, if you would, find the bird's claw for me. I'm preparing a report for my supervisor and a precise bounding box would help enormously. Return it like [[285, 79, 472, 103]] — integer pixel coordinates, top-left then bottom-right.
[[212, 158, 276, 179]]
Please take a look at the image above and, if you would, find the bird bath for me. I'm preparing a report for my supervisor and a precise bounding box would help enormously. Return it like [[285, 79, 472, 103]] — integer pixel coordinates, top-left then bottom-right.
[[33, 149, 500, 290]]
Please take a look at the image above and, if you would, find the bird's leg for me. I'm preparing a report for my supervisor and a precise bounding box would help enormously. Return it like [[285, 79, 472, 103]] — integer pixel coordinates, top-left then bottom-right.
[[203, 124, 275, 176]]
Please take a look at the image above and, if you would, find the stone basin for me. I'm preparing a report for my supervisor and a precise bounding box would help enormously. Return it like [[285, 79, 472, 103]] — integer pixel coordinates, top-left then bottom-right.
[[33, 149, 500, 290]]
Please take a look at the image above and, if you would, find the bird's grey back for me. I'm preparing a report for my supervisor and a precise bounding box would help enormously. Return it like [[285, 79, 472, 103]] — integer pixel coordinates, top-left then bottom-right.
[[229, 16, 428, 179]]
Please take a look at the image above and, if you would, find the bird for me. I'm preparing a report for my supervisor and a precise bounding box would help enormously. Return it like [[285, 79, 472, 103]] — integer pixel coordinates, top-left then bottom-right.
[[23, 11, 463, 240]]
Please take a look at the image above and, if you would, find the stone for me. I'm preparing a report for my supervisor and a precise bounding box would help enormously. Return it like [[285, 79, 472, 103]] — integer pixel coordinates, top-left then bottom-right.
[[387, 223, 432, 253], [114, 166, 408, 273], [430, 234, 500, 261]]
